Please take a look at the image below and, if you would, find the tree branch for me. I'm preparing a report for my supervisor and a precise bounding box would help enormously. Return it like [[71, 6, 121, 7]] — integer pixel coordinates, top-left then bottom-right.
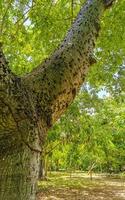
[[22, 0, 116, 129]]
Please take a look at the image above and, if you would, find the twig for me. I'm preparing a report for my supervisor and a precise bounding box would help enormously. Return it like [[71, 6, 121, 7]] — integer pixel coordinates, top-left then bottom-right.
[[71, 0, 74, 25], [0, 0, 13, 36]]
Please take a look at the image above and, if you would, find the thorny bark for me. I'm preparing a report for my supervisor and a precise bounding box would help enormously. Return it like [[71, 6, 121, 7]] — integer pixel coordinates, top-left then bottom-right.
[[0, 0, 116, 199]]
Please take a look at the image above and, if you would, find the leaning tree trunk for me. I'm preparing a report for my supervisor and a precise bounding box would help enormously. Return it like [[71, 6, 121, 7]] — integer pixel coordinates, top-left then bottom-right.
[[0, 0, 116, 199]]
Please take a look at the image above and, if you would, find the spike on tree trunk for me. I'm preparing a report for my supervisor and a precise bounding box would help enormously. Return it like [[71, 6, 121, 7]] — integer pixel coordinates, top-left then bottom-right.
[[0, 0, 116, 199]]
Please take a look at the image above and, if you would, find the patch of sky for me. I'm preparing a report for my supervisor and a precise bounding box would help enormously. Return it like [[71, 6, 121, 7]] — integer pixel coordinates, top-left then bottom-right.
[[97, 87, 110, 99], [24, 18, 31, 27], [12, 0, 32, 27], [81, 82, 110, 99], [25, 55, 32, 62], [84, 107, 95, 116], [113, 63, 125, 79]]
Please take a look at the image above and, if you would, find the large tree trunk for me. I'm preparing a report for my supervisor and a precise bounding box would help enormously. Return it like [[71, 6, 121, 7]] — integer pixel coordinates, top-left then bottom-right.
[[0, 45, 44, 199], [0, 144, 40, 200], [0, 0, 116, 199]]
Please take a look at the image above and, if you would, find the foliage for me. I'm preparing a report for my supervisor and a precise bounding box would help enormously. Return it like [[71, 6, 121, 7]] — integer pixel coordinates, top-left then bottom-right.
[[45, 89, 125, 173], [0, 0, 85, 74]]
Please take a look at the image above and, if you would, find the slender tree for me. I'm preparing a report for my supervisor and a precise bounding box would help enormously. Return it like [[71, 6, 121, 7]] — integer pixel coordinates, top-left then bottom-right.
[[0, 0, 116, 199]]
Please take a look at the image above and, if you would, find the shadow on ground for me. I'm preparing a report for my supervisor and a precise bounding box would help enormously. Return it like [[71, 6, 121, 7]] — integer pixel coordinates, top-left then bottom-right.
[[37, 172, 125, 200]]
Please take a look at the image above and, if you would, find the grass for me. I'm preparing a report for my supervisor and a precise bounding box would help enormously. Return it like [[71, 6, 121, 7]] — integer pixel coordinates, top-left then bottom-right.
[[37, 172, 125, 200]]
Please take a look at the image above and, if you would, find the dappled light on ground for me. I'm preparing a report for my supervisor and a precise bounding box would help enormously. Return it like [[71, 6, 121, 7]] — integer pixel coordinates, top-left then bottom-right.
[[37, 172, 125, 200]]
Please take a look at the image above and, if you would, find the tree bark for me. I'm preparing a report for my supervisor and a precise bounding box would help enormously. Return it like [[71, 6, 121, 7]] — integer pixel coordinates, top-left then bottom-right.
[[0, 46, 43, 199], [0, 0, 116, 199], [0, 145, 40, 200]]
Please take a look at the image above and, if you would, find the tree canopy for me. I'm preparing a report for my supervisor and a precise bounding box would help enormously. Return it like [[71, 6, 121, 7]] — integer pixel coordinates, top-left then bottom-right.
[[1, 0, 125, 77]]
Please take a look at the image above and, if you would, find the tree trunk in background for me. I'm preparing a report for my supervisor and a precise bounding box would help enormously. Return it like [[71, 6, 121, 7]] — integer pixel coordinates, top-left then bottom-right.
[[0, 0, 116, 199], [39, 155, 48, 180]]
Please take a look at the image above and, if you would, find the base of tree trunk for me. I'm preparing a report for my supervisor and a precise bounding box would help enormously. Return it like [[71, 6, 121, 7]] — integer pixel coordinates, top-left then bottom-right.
[[0, 145, 40, 200]]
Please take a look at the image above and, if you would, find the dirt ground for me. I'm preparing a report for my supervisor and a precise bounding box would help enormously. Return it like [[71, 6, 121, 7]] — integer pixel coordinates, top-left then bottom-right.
[[37, 173, 125, 200]]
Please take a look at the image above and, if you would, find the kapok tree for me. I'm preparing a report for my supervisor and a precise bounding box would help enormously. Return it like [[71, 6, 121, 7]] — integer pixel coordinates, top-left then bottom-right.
[[0, 0, 116, 199]]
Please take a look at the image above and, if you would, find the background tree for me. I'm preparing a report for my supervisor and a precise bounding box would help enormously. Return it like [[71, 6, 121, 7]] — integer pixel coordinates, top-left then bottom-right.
[[45, 91, 125, 174]]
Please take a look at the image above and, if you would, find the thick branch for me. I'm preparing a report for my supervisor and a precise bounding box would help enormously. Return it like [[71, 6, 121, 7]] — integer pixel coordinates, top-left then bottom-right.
[[23, 0, 115, 128]]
